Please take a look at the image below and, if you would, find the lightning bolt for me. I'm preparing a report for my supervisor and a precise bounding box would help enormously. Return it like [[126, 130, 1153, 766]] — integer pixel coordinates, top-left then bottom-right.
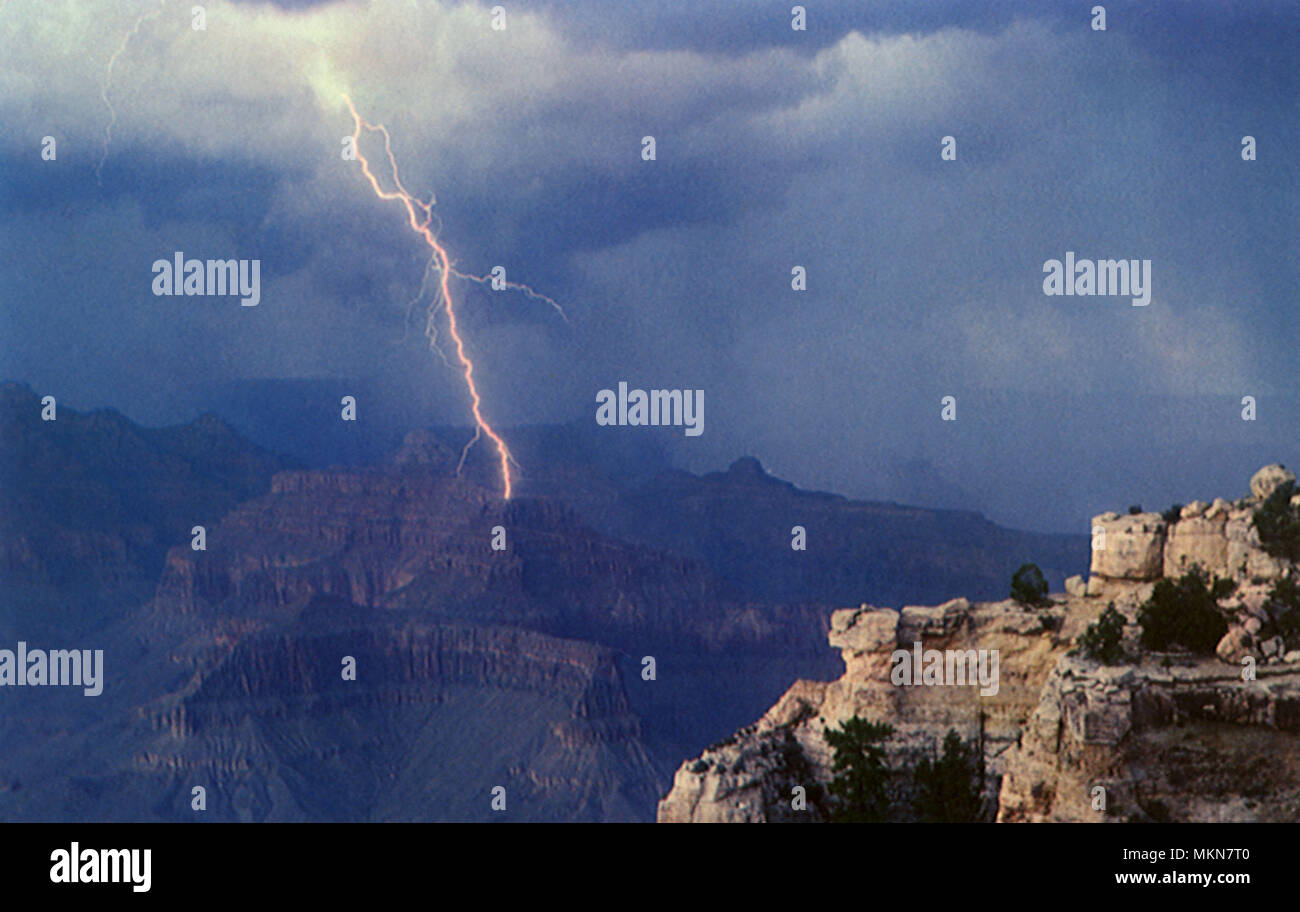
[[398, 253, 452, 370], [449, 267, 569, 324], [345, 94, 562, 500], [97, 0, 168, 186]]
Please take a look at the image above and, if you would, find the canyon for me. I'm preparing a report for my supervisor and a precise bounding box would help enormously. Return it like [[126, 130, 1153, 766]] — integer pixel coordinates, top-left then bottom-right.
[[0, 382, 1085, 821]]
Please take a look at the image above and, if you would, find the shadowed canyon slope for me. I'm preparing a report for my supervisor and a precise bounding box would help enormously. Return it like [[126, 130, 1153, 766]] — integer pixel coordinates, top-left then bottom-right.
[[0, 385, 1088, 821]]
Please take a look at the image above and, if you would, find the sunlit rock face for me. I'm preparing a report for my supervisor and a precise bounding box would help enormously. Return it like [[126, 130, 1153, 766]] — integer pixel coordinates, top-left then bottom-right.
[[661, 465, 1300, 824]]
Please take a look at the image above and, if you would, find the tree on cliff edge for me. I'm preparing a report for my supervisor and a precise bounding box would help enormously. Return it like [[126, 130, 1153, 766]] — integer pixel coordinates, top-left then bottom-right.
[[1010, 562, 1051, 607], [1255, 480, 1300, 563], [1137, 567, 1232, 655], [824, 716, 895, 822]]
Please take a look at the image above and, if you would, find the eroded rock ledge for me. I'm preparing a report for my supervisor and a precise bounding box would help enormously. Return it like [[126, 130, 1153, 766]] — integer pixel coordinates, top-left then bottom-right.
[[658, 464, 1300, 823], [998, 655, 1300, 822]]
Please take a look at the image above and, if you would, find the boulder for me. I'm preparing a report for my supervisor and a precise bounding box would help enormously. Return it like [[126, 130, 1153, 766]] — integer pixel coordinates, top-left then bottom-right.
[[1206, 498, 1232, 519], [1250, 464, 1295, 501], [1090, 512, 1166, 581], [829, 606, 898, 666], [1225, 509, 1287, 581], [1215, 627, 1256, 664], [1164, 514, 1229, 579]]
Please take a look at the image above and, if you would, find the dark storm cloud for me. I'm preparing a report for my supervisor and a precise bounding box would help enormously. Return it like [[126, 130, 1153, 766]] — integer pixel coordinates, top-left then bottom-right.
[[0, 0, 1295, 531]]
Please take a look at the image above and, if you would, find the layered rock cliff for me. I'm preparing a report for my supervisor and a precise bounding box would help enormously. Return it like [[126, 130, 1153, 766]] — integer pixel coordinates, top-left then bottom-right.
[[126, 621, 665, 822], [659, 464, 1300, 822]]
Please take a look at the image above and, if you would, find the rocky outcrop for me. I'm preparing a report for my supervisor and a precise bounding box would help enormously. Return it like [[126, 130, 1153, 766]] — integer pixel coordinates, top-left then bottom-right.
[[658, 595, 1099, 822], [660, 464, 1300, 823], [1251, 464, 1296, 501], [1089, 511, 1166, 583], [998, 467, 1300, 822], [997, 655, 1300, 822], [1089, 466, 1296, 598], [1164, 500, 1230, 578]]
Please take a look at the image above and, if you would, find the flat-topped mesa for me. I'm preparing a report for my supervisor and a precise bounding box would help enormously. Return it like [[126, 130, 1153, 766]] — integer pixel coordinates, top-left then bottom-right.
[[1084, 464, 1297, 602]]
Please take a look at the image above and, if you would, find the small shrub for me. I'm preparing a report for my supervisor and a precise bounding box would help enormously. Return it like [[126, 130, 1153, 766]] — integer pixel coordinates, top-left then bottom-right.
[[1140, 799, 1172, 823], [1137, 567, 1233, 655], [1078, 604, 1126, 664], [1010, 563, 1050, 607], [1161, 504, 1183, 524], [1128, 504, 1143, 515], [1267, 576, 1300, 649], [1254, 481, 1300, 563]]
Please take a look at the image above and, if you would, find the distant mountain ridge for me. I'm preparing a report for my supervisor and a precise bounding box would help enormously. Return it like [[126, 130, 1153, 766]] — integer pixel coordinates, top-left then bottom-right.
[[0, 382, 297, 638], [509, 446, 1086, 607]]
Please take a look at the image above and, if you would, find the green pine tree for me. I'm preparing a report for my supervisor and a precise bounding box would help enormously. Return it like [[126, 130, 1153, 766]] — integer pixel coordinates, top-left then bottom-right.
[[1010, 562, 1051, 607], [823, 716, 895, 822]]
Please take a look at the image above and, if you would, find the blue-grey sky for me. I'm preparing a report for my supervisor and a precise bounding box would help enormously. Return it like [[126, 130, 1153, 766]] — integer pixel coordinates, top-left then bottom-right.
[[0, 0, 1295, 531]]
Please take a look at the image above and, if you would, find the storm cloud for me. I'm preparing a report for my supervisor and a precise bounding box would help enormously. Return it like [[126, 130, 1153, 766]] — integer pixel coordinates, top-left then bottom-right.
[[0, 0, 1295, 531]]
